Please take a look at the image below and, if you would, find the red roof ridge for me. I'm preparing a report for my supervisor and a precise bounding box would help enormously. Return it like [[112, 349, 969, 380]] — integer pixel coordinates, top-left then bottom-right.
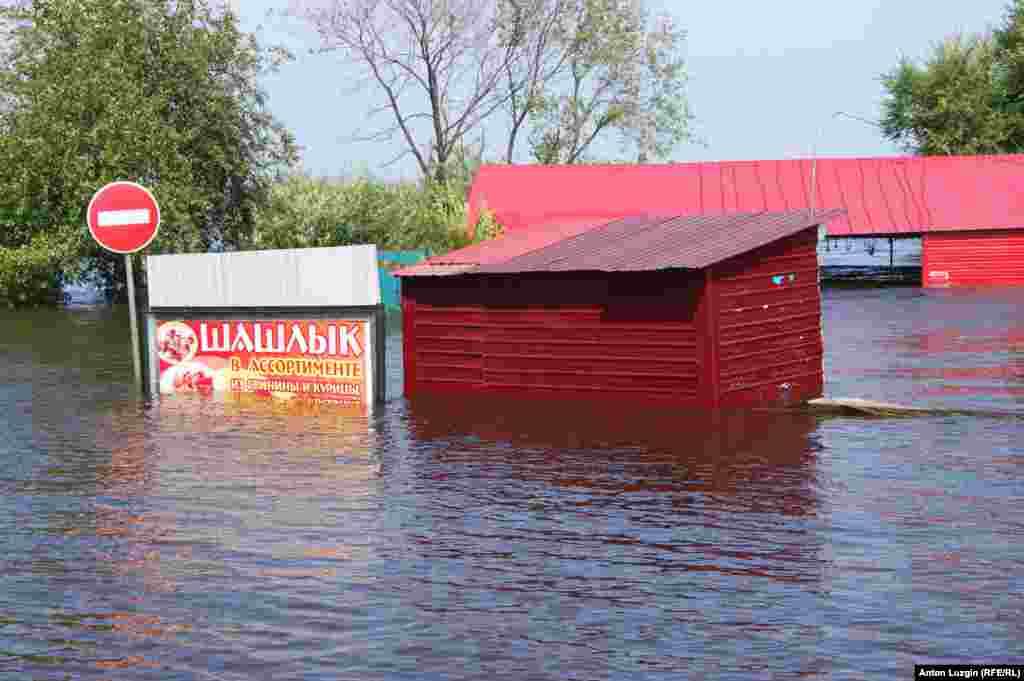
[[467, 157, 1024, 236]]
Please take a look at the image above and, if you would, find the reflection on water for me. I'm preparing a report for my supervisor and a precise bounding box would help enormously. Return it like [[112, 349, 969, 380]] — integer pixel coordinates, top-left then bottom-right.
[[1, 287, 1023, 679], [408, 393, 822, 517], [824, 287, 1024, 412]]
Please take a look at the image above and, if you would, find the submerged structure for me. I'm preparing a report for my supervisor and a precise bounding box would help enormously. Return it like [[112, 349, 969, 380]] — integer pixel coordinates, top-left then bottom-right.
[[397, 210, 841, 407], [146, 245, 387, 412], [465, 157, 1024, 288]]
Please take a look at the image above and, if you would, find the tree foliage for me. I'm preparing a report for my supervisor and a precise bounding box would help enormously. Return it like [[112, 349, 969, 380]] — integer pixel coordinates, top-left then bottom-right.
[[0, 232, 68, 307], [880, 0, 1024, 155], [510, 0, 691, 164], [0, 0, 298, 302], [250, 171, 502, 254], [993, 0, 1024, 148]]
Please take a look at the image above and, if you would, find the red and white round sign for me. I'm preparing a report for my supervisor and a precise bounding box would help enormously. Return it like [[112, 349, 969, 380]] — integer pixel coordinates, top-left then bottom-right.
[[87, 181, 161, 254]]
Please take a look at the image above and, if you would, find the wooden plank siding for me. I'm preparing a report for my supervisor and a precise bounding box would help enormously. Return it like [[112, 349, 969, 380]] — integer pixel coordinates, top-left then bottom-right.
[[404, 272, 703, 402], [711, 228, 824, 406]]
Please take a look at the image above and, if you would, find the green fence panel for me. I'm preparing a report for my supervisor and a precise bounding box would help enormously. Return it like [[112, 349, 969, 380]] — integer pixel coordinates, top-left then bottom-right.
[[378, 249, 430, 309]]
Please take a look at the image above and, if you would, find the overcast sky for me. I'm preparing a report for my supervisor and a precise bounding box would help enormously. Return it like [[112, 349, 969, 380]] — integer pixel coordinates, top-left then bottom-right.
[[234, 0, 1013, 180]]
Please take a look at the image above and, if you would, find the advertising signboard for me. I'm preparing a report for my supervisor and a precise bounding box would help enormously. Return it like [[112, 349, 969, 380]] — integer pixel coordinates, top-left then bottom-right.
[[153, 318, 368, 407]]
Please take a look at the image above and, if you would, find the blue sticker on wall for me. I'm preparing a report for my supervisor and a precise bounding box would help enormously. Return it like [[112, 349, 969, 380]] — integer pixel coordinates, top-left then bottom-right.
[[772, 275, 784, 285]]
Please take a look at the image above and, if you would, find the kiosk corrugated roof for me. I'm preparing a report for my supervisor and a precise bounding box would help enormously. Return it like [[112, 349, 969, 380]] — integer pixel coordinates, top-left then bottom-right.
[[394, 217, 606, 276], [397, 210, 842, 276]]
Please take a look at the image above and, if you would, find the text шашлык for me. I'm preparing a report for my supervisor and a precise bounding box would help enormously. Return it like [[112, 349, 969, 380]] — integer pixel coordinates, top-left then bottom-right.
[[199, 321, 363, 357]]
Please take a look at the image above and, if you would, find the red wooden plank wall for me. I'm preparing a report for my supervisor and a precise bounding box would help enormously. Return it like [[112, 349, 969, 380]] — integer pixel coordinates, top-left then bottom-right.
[[404, 272, 703, 402], [711, 228, 824, 406], [922, 230, 1024, 287]]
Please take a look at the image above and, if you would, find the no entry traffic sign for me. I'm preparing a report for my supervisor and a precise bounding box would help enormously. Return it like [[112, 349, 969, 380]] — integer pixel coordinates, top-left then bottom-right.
[[87, 181, 160, 254], [87, 180, 161, 394]]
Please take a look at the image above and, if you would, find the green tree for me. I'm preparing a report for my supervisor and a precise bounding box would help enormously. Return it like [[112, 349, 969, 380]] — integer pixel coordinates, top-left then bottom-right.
[[0, 0, 298, 302], [993, 0, 1024, 148], [250, 170, 502, 254], [504, 0, 692, 164], [880, 1, 1024, 155], [880, 34, 1015, 155]]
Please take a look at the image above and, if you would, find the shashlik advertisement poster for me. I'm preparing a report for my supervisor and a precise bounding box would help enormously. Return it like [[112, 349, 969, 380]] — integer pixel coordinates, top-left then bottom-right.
[[154, 319, 367, 407]]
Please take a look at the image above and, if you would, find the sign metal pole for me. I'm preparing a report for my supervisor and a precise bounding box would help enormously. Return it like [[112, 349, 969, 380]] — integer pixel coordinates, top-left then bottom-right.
[[125, 253, 143, 393]]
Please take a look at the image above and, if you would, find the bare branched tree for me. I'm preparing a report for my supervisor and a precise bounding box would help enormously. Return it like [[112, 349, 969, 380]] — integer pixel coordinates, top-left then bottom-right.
[[289, 0, 691, 179], [291, 0, 526, 182]]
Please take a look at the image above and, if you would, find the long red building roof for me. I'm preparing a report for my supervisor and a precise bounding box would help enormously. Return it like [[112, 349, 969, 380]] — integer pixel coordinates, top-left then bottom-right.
[[467, 155, 1024, 237]]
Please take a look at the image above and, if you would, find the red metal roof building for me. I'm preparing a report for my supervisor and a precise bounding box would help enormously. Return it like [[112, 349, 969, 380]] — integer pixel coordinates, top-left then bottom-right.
[[397, 210, 841, 407], [466, 156, 1024, 287]]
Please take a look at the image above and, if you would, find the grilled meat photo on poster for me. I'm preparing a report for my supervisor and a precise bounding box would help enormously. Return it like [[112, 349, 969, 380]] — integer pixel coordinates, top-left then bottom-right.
[[155, 320, 367, 405]]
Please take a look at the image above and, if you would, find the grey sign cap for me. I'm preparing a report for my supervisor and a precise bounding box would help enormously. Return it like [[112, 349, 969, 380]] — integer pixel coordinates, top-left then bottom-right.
[[146, 245, 382, 308]]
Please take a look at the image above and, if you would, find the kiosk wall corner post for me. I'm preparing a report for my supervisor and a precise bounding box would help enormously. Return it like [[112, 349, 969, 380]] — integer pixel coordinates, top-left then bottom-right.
[[146, 311, 159, 397], [374, 305, 387, 404]]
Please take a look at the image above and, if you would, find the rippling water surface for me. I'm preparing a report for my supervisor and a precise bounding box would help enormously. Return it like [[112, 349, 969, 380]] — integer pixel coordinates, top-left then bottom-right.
[[1, 287, 1022, 679]]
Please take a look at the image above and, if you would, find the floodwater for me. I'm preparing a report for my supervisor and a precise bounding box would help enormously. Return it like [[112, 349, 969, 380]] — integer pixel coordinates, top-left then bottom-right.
[[1, 286, 1022, 680]]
